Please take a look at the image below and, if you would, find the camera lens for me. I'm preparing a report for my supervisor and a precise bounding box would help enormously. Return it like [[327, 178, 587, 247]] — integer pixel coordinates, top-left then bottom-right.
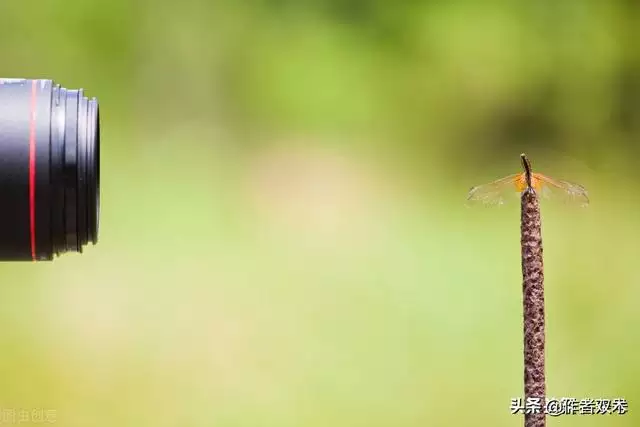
[[0, 79, 100, 261]]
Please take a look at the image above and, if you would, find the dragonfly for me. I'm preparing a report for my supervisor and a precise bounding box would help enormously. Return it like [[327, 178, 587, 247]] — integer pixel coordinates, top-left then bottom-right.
[[467, 154, 589, 207]]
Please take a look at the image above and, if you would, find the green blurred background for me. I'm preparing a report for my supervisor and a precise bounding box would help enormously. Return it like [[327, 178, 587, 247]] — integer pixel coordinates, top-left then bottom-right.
[[0, 0, 638, 426]]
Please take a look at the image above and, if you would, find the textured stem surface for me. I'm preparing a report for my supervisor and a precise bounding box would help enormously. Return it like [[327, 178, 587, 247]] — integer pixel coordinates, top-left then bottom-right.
[[521, 188, 546, 427]]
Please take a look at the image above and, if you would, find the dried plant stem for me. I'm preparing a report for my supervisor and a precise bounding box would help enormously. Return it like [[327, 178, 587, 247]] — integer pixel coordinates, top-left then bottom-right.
[[521, 188, 546, 427]]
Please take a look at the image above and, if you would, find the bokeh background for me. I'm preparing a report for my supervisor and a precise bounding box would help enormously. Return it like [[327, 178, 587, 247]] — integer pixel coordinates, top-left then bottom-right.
[[0, 1, 638, 426]]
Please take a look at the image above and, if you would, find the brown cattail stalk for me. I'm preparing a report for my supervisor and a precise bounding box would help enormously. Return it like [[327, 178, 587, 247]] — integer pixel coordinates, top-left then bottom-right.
[[521, 182, 546, 427], [468, 153, 588, 425]]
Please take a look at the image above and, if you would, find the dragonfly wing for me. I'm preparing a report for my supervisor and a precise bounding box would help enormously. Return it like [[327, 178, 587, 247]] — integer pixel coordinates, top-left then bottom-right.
[[466, 174, 521, 206], [536, 174, 589, 207]]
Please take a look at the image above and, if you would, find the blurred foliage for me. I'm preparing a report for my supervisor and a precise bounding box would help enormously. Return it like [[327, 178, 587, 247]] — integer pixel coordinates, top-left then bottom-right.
[[0, 0, 639, 426]]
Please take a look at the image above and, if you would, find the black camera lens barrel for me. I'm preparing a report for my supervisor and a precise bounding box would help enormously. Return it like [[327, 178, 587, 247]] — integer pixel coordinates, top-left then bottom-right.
[[0, 78, 100, 261]]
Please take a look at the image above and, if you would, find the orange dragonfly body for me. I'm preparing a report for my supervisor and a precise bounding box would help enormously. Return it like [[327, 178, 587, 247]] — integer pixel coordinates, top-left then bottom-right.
[[467, 154, 589, 207]]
